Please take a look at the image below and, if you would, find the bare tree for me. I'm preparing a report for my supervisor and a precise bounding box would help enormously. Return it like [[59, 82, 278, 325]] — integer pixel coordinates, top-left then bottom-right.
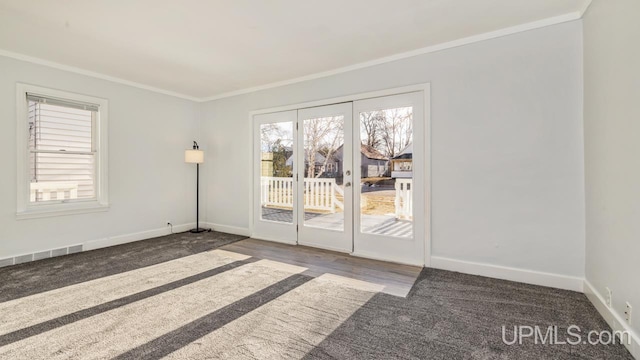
[[260, 122, 292, 151], [379, 107, 412, 158], [303, 116, 343, 178], [260, 123, 294, 177], [360, 111, 383, 148]]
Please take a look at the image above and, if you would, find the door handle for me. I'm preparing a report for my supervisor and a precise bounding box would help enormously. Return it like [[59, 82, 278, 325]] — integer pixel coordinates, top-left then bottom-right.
[[345, 182, 352, 187]]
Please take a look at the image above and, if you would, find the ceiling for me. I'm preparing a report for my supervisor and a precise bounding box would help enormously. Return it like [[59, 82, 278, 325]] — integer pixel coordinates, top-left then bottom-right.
[[0, 0, 589, 100]]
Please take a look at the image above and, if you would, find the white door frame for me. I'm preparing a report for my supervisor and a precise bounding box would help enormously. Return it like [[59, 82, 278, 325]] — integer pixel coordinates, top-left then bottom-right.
[[250, 83, 431, 266], [252, 110, 298, 245], [352, 92, 425, 266], [297, 103, 353, 252]]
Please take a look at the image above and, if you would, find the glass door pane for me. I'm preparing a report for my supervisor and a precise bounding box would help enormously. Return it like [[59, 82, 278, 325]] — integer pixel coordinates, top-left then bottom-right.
[[353, 92, 425, 266], [253, 110, 298, 244], [358, 106, 413, 238], [301, 115, 345, 230], [260, 122, 295, 224], [297, 103, 353, 252]]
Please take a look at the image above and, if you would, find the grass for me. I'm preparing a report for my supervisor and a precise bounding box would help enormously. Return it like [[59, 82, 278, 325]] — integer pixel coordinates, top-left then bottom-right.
[[360, 191, 396, 215], [360, 177, 395, 186]]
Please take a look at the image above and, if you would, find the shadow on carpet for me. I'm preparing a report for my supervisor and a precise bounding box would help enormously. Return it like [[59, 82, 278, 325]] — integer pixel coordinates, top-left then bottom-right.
[[0, 231, 246, 302], [304, 268, 634, 359]]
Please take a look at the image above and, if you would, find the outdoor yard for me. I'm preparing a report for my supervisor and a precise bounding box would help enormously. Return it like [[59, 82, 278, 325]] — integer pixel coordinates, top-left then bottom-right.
[[360, 190, 395, 215], [261, 177, 407, 217]]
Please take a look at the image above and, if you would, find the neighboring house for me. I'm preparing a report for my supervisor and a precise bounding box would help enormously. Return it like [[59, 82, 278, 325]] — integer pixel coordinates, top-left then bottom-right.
[[335, 144, 389, 178], [285, 150, 339, 178], [28, 101, 95, 201], [391, 143, 412, 178], [285, 144, 389, 179]]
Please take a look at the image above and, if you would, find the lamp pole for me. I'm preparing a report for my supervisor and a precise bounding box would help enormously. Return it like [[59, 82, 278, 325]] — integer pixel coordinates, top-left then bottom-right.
[[196, 161, 200, 232], [186, 141, 209, 233]]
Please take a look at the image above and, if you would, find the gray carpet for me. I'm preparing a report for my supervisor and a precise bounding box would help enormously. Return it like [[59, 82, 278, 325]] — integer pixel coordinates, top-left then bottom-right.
[[0, 230, 245, 302], [0, 232, 633, 359], [306, 269, 634, 359]]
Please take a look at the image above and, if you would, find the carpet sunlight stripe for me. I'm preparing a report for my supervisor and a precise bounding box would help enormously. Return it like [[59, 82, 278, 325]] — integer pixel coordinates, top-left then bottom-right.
[[0, 249, 249, 336], [0, 258, 257, 346], [163, 274, 381, 359], [113, 274, 314, 360], [0, 259, 306, 360]]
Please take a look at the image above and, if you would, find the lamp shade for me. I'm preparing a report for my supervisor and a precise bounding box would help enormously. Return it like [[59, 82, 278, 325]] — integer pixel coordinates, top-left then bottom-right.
[[185, 149, 204, 164]]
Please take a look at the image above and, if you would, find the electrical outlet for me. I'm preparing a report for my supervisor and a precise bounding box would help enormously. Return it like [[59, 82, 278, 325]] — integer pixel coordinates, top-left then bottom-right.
[[605, 287, 612, 308], [625, 302, 632, 323]]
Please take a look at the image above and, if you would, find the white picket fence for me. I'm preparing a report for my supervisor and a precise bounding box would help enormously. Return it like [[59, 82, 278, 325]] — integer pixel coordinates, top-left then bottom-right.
[[30, 182, 78, 202], [261, 177, 340, 212], [394, 179, 413, 220], [261, 176, 412, 218]]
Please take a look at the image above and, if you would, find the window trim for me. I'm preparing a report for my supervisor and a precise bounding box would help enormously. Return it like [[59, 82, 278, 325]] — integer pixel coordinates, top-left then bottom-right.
[[16, 83, 109, 219]]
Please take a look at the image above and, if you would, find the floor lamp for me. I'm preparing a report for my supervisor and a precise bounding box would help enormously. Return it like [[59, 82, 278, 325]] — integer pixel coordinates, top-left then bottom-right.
[[185, 141, 209, 233]]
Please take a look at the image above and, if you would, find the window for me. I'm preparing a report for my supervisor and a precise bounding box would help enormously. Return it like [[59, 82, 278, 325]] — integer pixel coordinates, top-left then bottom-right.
[[16, 84, 108, 218]]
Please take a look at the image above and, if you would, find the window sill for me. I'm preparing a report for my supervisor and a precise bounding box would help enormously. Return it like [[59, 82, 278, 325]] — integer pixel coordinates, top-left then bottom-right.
[[16, 202, 109, 220]]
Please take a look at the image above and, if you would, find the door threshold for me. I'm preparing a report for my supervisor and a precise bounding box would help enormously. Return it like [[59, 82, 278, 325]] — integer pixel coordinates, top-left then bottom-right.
[[351, 251, 424, 267]]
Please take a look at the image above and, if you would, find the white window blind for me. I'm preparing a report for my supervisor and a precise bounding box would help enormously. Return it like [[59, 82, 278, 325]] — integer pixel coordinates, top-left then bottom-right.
[[28, 93, 98, 203]]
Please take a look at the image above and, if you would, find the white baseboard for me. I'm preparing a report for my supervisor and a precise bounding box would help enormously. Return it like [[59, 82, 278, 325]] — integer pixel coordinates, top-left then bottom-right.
[[84, 222, 251, 253], [84, 222, 252, 252], [0, 243, 84, 268], [2, 222, 250, 267], [203, 222, 250, 237], [84, 223, 196, 251], [430, 256, 584, 292], [2, 222, 198, 266], [584, 280, 639, 359]]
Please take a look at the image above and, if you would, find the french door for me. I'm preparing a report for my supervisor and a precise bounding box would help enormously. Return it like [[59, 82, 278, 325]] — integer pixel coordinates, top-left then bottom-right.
[[253, 110, 298, 244], [253, 92, 425, 265], [352, 92, 425, 265], [296, 103, 353, 252]]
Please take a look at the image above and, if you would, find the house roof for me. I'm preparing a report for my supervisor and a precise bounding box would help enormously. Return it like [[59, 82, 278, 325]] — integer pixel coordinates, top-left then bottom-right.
[[360, 144, 388, 160], [392, 144, 412, 160], [285, 150, 328, 166]]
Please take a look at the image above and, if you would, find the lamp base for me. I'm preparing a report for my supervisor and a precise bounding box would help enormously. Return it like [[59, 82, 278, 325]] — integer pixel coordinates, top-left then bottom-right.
[[189, 228, 210, 234]]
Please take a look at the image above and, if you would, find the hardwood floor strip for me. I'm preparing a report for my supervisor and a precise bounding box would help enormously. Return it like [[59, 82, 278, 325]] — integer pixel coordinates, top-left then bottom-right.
[[221, 239, 422, 297]]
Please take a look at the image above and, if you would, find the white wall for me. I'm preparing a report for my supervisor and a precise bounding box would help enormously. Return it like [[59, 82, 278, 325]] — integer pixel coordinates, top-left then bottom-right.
[[0, 55, 202, 259], [0, 20, 588, 293], [583, 0, 640, 346], [203, 21, 585, 283]]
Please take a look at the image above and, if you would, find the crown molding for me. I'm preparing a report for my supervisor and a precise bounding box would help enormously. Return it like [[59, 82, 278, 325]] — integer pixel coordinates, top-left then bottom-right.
[[0, 49, 201, 102], [200, 11, 584, 102], [1, 10, 585, 103], [578, 0, 594, 17]]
